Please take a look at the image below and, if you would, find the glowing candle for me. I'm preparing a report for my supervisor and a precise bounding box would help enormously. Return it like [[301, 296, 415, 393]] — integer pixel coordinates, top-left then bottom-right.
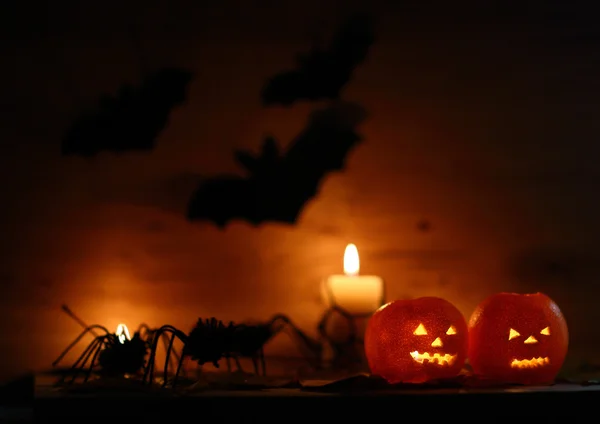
[[115, 323, 131, 344], [322, 244, 385, 315]]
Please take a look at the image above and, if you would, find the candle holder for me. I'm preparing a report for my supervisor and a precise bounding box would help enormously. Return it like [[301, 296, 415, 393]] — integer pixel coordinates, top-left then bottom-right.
[[317, 279, 386, 371]]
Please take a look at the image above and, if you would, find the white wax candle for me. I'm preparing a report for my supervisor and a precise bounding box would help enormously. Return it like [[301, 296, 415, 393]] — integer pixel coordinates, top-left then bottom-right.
[[322, 244, 385, 315]]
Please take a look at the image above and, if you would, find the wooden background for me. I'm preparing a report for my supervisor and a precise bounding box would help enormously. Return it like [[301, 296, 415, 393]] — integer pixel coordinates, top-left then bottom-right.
[[1, 1, 600, 380]]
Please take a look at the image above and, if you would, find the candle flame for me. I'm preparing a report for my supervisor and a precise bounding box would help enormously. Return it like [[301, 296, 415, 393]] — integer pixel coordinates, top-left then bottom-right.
[[115, 323, 131, 344], [343, 243, 360, 276]]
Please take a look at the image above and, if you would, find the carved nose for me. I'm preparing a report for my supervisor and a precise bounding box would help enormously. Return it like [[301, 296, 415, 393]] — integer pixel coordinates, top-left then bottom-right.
[[524, 335, 538, 344], [431, 337, 443, 348]]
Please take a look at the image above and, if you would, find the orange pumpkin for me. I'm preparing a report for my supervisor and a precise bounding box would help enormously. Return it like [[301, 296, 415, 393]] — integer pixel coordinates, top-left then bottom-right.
[[468, 292, 568, 385], [364, 297, 468, 384]]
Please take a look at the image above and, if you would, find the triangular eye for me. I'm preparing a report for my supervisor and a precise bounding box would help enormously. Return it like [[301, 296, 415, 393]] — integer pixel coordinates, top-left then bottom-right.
[[509, 328, 520, 340], [413, 323, 427, 335], [540, 327, 551, 336], [446, 326, 457, 335]]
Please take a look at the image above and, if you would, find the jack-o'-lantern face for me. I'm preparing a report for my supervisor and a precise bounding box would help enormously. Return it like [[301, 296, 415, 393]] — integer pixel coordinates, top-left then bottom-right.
[[409, 322, 459, 366], [468, 292, 569, 385], [507, 325, 552, 369], [365, 297, 468, 384]]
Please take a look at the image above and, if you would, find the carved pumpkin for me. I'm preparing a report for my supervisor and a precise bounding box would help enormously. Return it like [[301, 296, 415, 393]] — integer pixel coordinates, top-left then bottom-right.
[[468, 292, 568, 385], [364, 297, 468, 384]]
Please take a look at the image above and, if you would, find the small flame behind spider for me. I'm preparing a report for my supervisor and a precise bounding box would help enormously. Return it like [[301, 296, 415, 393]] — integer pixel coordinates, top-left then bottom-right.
[[115, 323, 131, 344]]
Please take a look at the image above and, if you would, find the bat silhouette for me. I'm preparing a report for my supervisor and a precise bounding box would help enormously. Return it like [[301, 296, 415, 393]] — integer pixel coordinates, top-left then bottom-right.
[[187, 102, 368, 228], [261, 13, 375, 107], [61, 67, 193, 156]]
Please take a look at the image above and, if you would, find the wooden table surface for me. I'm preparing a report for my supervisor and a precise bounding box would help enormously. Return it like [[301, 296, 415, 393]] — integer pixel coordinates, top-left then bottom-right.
[[3, 372, 600, 422]]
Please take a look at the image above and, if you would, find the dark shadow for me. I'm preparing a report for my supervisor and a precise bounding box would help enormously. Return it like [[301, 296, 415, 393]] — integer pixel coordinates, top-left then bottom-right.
[[0, 373, 33, 407], [61, 67, 193, 156], [508, 247, 586, 289], [92, 172, 206, 217], [187, 101, 367, 228], [261, 13, 375, 107]]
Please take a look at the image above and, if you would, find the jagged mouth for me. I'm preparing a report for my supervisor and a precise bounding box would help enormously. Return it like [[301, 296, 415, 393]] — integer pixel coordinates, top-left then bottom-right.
[[510, 357, 550, 369], [410, 351, 457, 366]]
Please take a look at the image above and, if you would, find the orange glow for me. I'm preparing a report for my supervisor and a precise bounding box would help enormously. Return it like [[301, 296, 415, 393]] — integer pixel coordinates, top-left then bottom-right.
[[524, 335, 538, 344], [343, 243, 359, 276], [115, 323, 131, 344], [410, 351, 457, 366], [413, 323, 427, 335], [431, 337, 443, 348], [510, 357, 550, 369]]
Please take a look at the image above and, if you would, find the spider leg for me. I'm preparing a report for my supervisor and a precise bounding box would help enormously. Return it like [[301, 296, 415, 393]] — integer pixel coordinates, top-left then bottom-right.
[[259, 348, 267, 376], [144, 328, 167, 385], [251, 355, 259, 375], [161, 332, 179, 378], [136, 323, 151, 337], [172, 354, 186, 389], [226, 356, 232, 373], [162, 332, 179, 387], [234, 354, 243, 373], [70, 337, 101, 373], [167, 336, 185, 378], [66, 337, 104, 384], [84, 335, 109, 383], [143, 325, 186, 386], [52, 324, 111, 368], [73, 337, 105, 384], [59, 337, 101, 385]]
